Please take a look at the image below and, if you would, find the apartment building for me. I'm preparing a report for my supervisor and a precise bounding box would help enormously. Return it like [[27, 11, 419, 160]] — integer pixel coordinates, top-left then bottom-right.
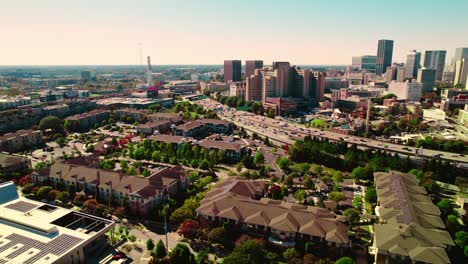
[[147, 112, 183, 124], [172, 119, 231, 138], [370, 171, 454, 264], [33, 158, 188, 216], [197, 178, 349, 248], [115, 108, 149, 122], [65, 109, 110, 131], [0, 129, 43, 152], [0, 153, 30, 174], [136, 120, 171, 135]]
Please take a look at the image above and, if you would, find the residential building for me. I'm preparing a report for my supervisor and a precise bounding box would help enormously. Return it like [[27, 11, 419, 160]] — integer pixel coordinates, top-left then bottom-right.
[[224, 60, 242, 82], [0, 129, 43, 152], [0, 96, 32, 111], [42, 104, 71, 118], [115, 108, 149, 122], [147, 112, 183, 124], [405, 50, 421, 78], [245, 60, 263, 78], [376, 39, 394, 75], [199, 82, 229, 93], [417, 68, 436, 93], [0, 153, 30, 174], [136, 120, 171, 135], [370, 171, 454, 264], [423, 108, 446, 120], [0, 181, 114, 264], [148, 134, 194, 146], [172, 119, 231, 138], [246, 70, 263, 101], [197, 178, 349, 248], [65, 109, 110, 131], [453, 47, 468, 86], [352, 55, 377, 73], [388, 80, 422, 101], [263, 97, 298, 116], [197, 139, 246, 161], [229, 81, 246, 99], [422, 50, 446, 81], [272, 62, 291, 96], [262, 75, 277, 102], [385, 66, 397, 83], [33, 158, 188, 216]]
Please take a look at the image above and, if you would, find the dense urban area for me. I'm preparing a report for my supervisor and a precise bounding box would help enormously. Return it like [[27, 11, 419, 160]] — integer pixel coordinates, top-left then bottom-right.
[[1, 34, 468, 264]]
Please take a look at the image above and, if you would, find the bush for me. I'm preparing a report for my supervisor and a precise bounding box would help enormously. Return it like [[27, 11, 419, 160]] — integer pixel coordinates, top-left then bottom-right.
[[146, 238, 155, 251], [154, 239, 167, 259], [208, 227, 227, 245], [335, 257, 356, 264]]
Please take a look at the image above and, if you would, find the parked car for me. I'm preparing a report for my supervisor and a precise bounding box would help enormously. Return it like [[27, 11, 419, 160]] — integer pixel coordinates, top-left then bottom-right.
[[112, 251, 127, 260]]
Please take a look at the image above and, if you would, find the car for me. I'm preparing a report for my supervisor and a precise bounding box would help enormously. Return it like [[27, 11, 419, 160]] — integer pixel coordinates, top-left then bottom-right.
[[112, 251, 127, 260]]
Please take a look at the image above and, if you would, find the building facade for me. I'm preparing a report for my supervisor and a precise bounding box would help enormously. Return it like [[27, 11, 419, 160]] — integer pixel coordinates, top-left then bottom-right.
[[224, 60, 242, 82], [422, 50, 446, 81], [417, 68, 436, 93], [376, 39, 394, 75], [405, 50, 421, 78], [245, 60, 263, 78]]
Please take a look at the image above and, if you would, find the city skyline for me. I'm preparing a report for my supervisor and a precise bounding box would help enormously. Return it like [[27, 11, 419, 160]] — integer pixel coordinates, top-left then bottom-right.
[[1, 0, 468, 65]]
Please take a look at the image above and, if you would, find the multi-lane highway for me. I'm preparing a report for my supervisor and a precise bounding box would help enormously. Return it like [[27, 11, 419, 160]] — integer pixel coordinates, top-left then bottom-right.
[[196, 99, 468, 166]]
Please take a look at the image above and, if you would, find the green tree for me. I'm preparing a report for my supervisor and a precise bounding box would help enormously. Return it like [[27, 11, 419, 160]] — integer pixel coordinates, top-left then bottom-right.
[[437, 199, 453, 216], [332, 171, 343, 183], [328, 191, 345, 202], [283, 248, 301, 262], [253, 152, 265, 165], [37, 186, 53, 199], [39, 116, 63, 132], [169, 243, 195, 264], [146, 238, 155, 251], [208, 227, 227, 245], [365, 186, 377, 204], [277, 157, 290, 170], [335, 257, 356, 264], [352, 195, 363, 210], [303, 175, 314, 189], [154, 239, 167, 259], [224, 239, 265, 264], [343, 208, 360, 226], [294, 190, 306, 202], [128, 234, 136, 243], [199, 159, 210, 170]]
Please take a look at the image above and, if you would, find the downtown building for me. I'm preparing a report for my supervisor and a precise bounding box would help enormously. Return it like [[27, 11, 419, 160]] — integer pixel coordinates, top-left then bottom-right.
[[388, 80, 422, 102], [245, 60, 263, 78], [454, 47, 468, 87], [352, 55, 377, 73], [422, 50, 446, 81], [376, 39, 394, 76], [405, 50, 421, 79], [224, 60, 242, 82], [417, 68, 437, 93]]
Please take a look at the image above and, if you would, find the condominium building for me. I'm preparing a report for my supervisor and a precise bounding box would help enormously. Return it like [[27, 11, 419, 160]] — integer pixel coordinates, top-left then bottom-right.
[[0, 129, 43, 152], [115, 108, 149, 122], [370, 172, 454, 264], [376, 39, 394, 75], [0, 181, 114, 264], [33, 158, 188, 216], [422, 50, 446, 81], [65, 109, 110, 131], [172, 119, 231, 138], [224, 60, 242, 82], [0, 153, 30, 174], [246, 70, 263, 101], [136, 120, 171, 135], [197, 178, 349, 248], [147, 112, 183, 124]]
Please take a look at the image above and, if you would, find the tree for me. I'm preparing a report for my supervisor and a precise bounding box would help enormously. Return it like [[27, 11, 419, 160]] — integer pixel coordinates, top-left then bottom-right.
[[303, 175, 314, 189], [208, 227, 227, 245], [455, 231, 468, 249], [47, 189, 60, 201], [351, 166, 373, 181], [39, 116, 63, 132], [199, 159, 210, 170], [335, 257, 356, 264], [343, 208, 360, 226], [36, 186, 53, 199], [352, 195, 363, 210], [277, 157, 290, 170], [22, 183, 35, 195], [128, 234, 136, 243], [169, 243, 195, 264], [328, 191, 345, 203], [437, 199, 453, 217], [284, 174, 294, 187], [446, 214, 461, 233], [146, 238, 155, 251], [365, 186, 377, 204], [224, 239, 265, 264], [253, 152, 265, 165], [179, 219, 200, 239], [294, 190, 306, 203], [195, 250, 210, 264], [332, 171, 343, 183], [283, 248, 301, 262], [154, 239, 167, 259]]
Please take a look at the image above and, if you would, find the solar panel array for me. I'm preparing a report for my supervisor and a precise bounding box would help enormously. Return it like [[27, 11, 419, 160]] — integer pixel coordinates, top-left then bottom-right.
[[4, 201, 38, 213], [0, 233, 83, 264]]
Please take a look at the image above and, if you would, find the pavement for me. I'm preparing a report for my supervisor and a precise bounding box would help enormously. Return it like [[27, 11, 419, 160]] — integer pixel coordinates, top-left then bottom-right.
[[196, 98, 468, 166]]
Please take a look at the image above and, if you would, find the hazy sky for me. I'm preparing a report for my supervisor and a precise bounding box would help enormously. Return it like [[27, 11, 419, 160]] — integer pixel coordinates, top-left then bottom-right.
[[1, 0, 468, 65]]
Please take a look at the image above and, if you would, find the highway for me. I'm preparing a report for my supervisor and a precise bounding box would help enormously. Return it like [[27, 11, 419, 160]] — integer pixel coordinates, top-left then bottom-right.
[[196, 99, 468, 166]]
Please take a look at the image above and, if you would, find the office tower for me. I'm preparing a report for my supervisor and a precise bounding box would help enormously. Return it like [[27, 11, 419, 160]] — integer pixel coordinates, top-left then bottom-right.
[[376, 39, 394, 75], [405, 50, 421, 78], [246, 70, 263, 101], [224, 60, 242, 82], [262, 75, 277, 102], [314, 72, 325, 101], [272, 62, 291, 96], [422, 50, 446, 81], [417, 68, 436, 93], [454, 48, 468, 86], [385, 66, 397, 83], [245, 60, 263, 78], [352, 55, 377, 73], [397, 67, 406, 82]]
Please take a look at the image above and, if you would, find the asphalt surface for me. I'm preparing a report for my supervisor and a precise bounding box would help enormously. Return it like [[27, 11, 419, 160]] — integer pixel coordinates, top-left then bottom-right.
[[196, 99, 468, 166]]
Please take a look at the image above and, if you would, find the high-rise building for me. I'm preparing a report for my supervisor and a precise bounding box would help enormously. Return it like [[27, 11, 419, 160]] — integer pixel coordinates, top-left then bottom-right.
[[397, 67, 406, 82], [272, 62, 291, 96], [422, 50, 446, 81], [385, 66, 397, 83], [388, 80, 422, 101], [417, 68, 436, 93], [262, 75, 277, 102], [454, 48, 468, 87], [246, 70, 263, 101], [245, 60, 263, 78], [352, 55, 377, 73], [404, 50, 421, 78], [376, 39, 394, 75], [314, 72, 325, 101], [224, 60, 242, 82]]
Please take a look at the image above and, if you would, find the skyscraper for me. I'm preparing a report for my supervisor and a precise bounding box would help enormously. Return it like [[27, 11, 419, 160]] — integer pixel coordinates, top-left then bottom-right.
[[422, 50, 446, 81], [397, 67, 406, 82], [454, 48, 468, 87], [417, 68, 436, 93], [376, 39, 394, 75], [245, 60, 263, 78], [246, 70, 263, 101], [385, 66, 397, 83], [224, 60, 242, 82], [404, 50, 421, 79]]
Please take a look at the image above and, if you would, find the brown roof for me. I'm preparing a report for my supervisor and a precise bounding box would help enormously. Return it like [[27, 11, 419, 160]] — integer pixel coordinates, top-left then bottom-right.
[[0, 129, 41, 141], [205, 177, 267, 199], [148, 134, 193, 144], [66, 109, 109, 121], [373, 171, 454, 264], [199, 118, 230, 126], [137, 120, 170, 129], [197, 140, 243, 152], [176, 121, 203, 131]]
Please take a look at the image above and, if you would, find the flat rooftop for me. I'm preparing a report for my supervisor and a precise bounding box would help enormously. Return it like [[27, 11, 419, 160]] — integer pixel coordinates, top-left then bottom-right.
[[0, 182, 114, 264]]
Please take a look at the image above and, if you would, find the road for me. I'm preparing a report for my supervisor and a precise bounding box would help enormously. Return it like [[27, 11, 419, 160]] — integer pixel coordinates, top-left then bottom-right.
[[196, 99, 468, 166]]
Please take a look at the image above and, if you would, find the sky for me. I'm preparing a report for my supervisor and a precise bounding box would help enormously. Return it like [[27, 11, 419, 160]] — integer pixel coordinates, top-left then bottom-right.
[[1, 0, 468, 65]]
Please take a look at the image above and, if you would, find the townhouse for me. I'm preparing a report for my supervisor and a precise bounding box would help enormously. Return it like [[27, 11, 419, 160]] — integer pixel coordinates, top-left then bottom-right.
[[65, 109, 110, 131], [0, 129, 43, 152], [172, 118, 231, 138]]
